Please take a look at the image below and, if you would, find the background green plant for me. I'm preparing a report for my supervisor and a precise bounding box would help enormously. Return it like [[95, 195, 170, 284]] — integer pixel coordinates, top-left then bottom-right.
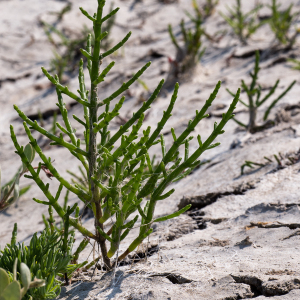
[[240, 151, 299, 175], [10, 0, 240, 270], [227, 51, 295, 133], [42, 20, 90, 81], [168, 0, 206, 75], [220, 0, 264, 44], [268, 0, 299, 48]]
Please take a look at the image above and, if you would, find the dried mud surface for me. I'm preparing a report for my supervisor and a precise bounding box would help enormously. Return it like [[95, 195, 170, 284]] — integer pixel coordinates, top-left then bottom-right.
[[1, 0, 300, 299]]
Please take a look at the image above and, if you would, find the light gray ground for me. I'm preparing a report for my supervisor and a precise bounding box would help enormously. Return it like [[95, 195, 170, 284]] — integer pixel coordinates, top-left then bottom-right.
[[1, 0, 300, 299]]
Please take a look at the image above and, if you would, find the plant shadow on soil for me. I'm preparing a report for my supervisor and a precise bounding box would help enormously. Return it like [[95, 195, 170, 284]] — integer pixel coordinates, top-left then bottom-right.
[[60, 271, 132, 300]]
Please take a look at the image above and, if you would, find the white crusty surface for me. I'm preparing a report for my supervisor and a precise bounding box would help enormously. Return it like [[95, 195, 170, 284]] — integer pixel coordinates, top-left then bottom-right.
[[1, 0, 300, 299]]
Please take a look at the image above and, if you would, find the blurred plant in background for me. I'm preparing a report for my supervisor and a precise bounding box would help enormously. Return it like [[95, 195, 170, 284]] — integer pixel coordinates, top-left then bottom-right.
[[42, 2, 116, 81], [226, 51, 295, 133], [220, 0, 264, 44], [267, 0, 299, 48]]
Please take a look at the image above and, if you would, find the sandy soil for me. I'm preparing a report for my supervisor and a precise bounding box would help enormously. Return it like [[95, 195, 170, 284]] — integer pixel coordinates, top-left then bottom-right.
[[1, 0, 300, 299]]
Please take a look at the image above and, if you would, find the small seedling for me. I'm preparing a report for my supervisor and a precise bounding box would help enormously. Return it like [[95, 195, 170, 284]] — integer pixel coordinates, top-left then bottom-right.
[[267, 0, 299, 48], [51, 111, 58, 135], [220, 0, 264, 44], [43, 20, 92, 81], [240, 152, 299, 175], [202, 0, 219, 20], [158, 0, 178, 3], [227, 51, 296, 133], [137, 78, 149, 92], [241, 156, 272, 175], [37, 110, 45, 127], [50, 3, 72, 22]]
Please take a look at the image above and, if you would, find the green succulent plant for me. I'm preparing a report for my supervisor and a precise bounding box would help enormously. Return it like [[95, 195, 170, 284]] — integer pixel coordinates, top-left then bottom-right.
[[220, 0, 264, 44], [0, 259, 45, 300], [0, 144, 34, 212], [168, 0, 206, 74], [226, 51, 296, 133], [10, 0, 240, 270], [202, 0, 219, 19], [287, 58, 300, 70]]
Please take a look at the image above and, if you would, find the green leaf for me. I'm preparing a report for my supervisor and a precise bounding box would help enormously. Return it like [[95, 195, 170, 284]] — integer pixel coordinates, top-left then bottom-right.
[[79, 7, 96, 22], [0, 268, 10, 294], [80, 49, 93, 61], [22, 143, 35, 172], [20, 262, 31, 295], [0, 281, 21, 300], [157, 189, 175, 200], [19, 185, 31, 197]]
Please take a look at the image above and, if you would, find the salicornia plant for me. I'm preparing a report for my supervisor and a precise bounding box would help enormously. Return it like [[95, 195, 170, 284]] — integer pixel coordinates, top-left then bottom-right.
[[202, 0, 219, 20], [220, 0, 264, 44], [240, 152, 299, 175], [166, 0, 207, 89], [226, 51, 295, 133], [267, 0, 299, 48], [43, 3, 116, 81], [0, 259, 45, 300], [10, 0, 240, 270]]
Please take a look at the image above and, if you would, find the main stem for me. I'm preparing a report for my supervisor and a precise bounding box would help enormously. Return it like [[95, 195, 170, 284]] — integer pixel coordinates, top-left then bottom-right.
[[248, 106, 257, 133], [89, 1, 112, 270], [248, 91, 256, 133]]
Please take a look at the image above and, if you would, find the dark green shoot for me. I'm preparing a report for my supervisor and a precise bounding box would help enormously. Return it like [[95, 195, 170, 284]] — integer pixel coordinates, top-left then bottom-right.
[[241, 159, 268, 176]]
